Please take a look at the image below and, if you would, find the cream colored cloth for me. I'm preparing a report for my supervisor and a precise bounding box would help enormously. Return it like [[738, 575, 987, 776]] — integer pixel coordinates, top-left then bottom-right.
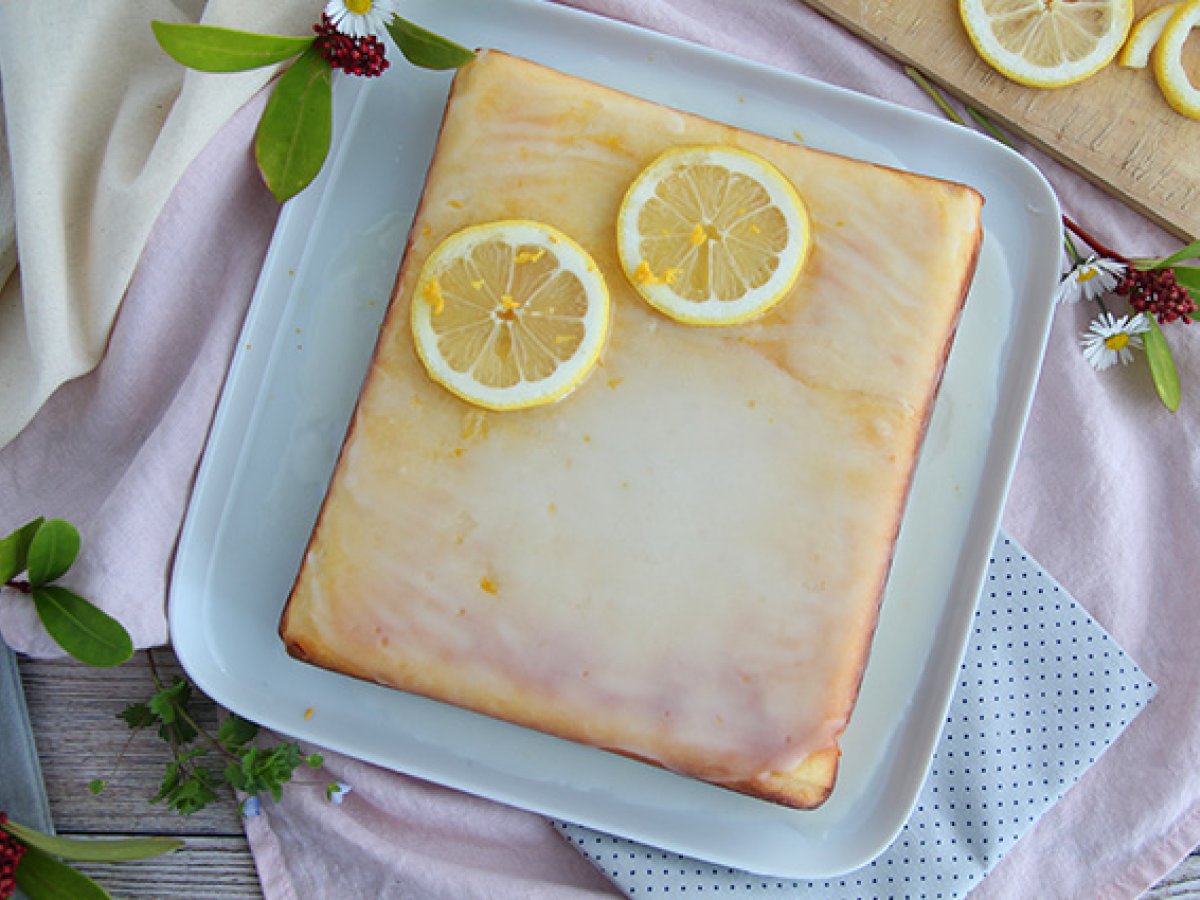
[[0, 1, 313, 447]]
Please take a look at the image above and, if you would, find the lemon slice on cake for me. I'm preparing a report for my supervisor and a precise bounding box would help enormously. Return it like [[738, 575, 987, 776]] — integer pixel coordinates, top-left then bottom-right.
[[959, 0, 1133, 88], [616, 145, 810, 326], [1153, 0, 1200, 119], [411, 220, 610, 411]]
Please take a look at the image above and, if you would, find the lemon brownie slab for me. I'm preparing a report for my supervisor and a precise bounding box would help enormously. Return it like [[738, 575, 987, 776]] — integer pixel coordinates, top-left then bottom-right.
[[280, 49, 983, 809]]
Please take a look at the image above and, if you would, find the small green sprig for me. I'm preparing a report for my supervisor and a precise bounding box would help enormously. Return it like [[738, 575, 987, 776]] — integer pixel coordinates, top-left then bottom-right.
[[105, 651, 323, 817], [0, 519, 133, 667], [151, 13, 474, 202]]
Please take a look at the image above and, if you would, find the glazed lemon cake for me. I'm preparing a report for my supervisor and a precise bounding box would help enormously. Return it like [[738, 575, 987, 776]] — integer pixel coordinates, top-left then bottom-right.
[[279, 49, 983, 808]]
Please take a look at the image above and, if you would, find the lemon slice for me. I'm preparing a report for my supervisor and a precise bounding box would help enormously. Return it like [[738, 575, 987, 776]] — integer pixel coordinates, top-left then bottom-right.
[[959, 0, 1134, 88], [411, 220, 610, 411], [1118, 2, 1180, 68], [1153, 0, 1200, 119], [616, 145, 810, 326]]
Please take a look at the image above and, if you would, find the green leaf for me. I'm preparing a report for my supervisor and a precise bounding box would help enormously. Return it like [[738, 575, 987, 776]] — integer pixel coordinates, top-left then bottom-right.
[[306, 753, 324, 768], [30, 586, 133, 667], [147, 678, 199, 745], [386, 16, 475, 70], [1143, 317, 1182, 412], [3, 819, 182, 863], [218, 714, 260, 751], [153, 750, 219, 816], [118, 702, 157, 729], [1172, 265, 1200, 294], [88, 778, 106, 794], [1145, 240, 1200, 270], [25, 518, 80, 587], [0, 517, 44, 584], [254, 46, 333, 203], [225, 743, 304, 802], [147, 678, 190, 723], [15, 844, 111, 900], [150, 21, 312, 73]]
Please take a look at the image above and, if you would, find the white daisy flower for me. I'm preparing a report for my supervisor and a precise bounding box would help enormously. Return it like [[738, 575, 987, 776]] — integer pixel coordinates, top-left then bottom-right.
[[1054, 255, 1125, 305], [1080, 311, 1151, 371], [324, 0, 399, 38]]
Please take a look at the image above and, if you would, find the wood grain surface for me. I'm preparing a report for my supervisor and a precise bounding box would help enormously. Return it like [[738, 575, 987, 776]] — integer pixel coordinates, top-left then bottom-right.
[[800, 0, 1200, 242], [13, 650, 1200, 896], [19, 651, 262, 898]]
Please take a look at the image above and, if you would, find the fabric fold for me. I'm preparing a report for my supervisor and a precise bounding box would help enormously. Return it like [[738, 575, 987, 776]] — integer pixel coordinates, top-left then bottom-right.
[[0, 1, 315, 447]]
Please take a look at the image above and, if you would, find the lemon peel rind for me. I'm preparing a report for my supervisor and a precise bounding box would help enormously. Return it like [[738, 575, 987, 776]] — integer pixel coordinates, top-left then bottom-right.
[[1118, 3, 1180, 69], [411, 220, 611, 412], [958, 0, 1134, 89], [1153, 0, 1200, 119], [616, 145, 811, 327]]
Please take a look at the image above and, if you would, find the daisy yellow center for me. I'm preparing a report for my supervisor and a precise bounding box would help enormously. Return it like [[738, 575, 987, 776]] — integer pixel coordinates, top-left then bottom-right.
[[1104, 332, 1130, 351], [346, 0, 373, 14], [1078, 268, 1099, 283]]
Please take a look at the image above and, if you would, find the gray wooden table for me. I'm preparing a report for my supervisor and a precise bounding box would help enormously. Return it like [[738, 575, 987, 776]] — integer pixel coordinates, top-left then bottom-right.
[[14, 649, 1200, 898]]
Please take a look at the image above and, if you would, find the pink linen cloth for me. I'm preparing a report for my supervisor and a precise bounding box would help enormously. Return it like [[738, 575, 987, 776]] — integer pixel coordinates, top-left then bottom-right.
[[1, 1, 1197, 897]]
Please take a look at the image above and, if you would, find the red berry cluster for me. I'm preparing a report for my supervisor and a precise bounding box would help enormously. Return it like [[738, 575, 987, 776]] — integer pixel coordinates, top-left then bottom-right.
[[313, 13, 390, 77], [0, 814, 27, 900], [1115, 267, 1196, 325]]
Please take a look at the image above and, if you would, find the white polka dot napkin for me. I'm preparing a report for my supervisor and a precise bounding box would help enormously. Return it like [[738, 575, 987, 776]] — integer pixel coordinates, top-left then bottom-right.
[[559, 531, 1156, 898]]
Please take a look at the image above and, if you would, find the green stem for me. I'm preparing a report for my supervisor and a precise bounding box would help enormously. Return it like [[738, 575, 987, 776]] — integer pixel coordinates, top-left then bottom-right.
[[966, 106, 1015, 149], [145, 649, 238, 762], [905, 66, 966, 125], [93, 725, 141, 791], [146, 646, 165, 691], [1063, 231, 1084, 265]]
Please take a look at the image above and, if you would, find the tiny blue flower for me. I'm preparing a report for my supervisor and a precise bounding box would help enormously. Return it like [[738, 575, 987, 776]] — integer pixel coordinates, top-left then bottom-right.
[[325, 782, 353, 804], [241, 795, 262, 818]]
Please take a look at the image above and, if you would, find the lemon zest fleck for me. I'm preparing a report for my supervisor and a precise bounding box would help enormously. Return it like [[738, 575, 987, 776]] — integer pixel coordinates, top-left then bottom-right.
[[422, 279, 445, 315], [633, 260, 661, 285], [479, 575, 498, 595]]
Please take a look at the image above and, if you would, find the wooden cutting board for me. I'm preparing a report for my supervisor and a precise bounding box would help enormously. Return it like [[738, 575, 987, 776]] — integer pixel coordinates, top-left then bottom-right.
[[801, 0, 1200, 242]]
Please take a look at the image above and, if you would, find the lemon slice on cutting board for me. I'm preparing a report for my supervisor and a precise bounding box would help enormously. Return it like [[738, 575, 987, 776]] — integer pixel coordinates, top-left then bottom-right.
[[959, 0, 1134, 88], [616, 145, 811, 327], [1153, 0, 1200, 119], [411, 220, 611, 411], [1118, 2, 1180, 68]]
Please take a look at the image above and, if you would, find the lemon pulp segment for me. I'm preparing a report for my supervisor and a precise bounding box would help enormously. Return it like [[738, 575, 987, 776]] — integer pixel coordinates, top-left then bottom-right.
[[959, 0, 1134, 88]]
